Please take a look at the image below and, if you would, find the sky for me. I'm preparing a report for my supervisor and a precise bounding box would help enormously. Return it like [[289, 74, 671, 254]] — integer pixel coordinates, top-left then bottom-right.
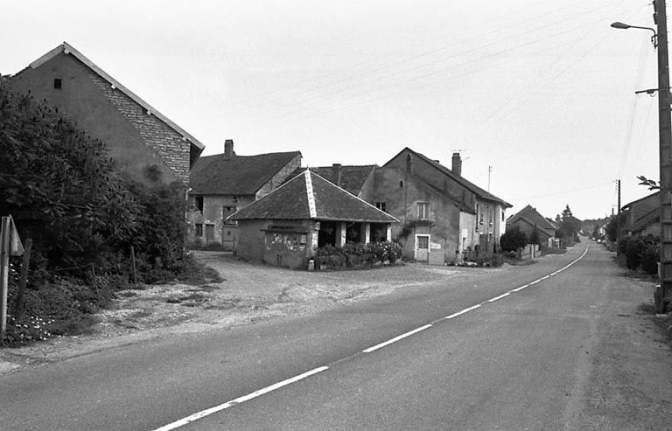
[[1, 0, 663, 220]]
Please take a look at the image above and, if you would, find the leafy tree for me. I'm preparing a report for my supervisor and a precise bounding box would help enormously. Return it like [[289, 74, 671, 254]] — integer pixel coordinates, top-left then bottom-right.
[[556, 204, 582, 241], [529, 228, 540, 245], [500, 226, 528, 252]]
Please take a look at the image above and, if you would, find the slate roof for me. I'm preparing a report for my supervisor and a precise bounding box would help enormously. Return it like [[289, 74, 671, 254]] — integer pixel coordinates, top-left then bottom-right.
[[190, 151, 301, 195], [230, 170, 399, 223], [17, 42, 205, 155], [385, 148, 512, 208]]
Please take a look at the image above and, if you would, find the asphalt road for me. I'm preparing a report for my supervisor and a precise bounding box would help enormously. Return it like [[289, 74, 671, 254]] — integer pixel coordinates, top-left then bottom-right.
[[1, 242, 671, 430]]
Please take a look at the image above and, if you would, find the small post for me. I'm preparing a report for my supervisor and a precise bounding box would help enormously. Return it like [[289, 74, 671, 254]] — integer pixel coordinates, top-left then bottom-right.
[[13, 238, 32, 321], [131, 246, 138, 286], [0, 217, 10, 335]]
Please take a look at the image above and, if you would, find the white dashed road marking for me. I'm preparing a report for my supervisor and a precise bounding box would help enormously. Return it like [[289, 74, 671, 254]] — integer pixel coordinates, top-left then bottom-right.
[[154, 245, 590, 430]]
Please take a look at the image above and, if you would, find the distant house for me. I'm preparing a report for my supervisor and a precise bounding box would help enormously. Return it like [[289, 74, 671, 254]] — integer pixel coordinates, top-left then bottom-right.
[[188, 140, 302, 250], [507, 205, 557, 247], [5, 42, 204, 186], [621, 192, 660, 238], [229, 170, 398, 269], [375, 148, 511, 264]]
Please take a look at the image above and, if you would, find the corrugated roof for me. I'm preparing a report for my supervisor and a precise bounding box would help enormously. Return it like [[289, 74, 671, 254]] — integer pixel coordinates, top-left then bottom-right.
[[190, 151, 301, 195], [22, 42, 205, 154], [230, 170, 399, 223]]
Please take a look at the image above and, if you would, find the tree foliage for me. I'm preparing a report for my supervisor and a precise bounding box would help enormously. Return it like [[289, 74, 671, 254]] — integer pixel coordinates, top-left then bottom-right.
[[0, 85, 188, 280], [555, 204, 582, 241], [500, 226, 528, 252]]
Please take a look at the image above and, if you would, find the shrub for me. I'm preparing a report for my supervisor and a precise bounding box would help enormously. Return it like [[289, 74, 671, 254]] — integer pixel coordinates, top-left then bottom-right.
[[501, 226, 528, 252], [625, 237, 646, 271], [640, 244, 659, 275], [314, 242, 402, 269]]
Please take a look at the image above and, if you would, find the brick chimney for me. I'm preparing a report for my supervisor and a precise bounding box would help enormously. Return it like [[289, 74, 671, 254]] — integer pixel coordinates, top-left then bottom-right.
[[452, 152, 462, 176], [333, 163, 343, 187], [224, 139, 235, 160]]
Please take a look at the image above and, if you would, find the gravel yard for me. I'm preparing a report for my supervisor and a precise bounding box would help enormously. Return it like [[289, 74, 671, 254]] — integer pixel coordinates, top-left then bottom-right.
[[1, 251, 485, 365]]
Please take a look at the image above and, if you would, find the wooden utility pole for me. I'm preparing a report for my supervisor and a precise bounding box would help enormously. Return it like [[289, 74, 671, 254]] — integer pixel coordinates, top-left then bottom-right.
[[655, 0, 672, 313]]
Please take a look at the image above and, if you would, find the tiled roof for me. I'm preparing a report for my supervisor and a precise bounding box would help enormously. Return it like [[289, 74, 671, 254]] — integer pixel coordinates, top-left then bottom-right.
[[385, 148, 512, 208], [508, 205, 556, 231], [309, 165, 376, 196], [190, 151, 301, 195], [20, 42, 205, 154], [230, 170, 399, 223]]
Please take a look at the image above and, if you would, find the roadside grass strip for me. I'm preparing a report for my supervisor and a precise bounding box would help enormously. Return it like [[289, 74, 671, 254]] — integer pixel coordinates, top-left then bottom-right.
[[152, 366, 329, 431]]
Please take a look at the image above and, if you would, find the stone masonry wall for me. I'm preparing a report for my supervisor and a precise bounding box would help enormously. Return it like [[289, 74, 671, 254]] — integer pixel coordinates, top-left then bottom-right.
[[87, 66, 191, 185]]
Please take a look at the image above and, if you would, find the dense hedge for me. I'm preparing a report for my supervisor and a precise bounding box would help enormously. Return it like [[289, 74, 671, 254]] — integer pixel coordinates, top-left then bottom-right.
[[0, 84, 210, 346], [315, 242, 403, 269], [617, 236, 659, 275]]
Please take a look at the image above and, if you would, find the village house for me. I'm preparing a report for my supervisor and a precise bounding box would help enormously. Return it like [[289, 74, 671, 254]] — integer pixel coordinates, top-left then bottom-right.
[[5, 42, 204, 186], [507, 205, 558, 248], [188, 140, 302, 250], [228, 170, 398, 269], [374, 148, 511, 264], [621, 192, 660, 238]]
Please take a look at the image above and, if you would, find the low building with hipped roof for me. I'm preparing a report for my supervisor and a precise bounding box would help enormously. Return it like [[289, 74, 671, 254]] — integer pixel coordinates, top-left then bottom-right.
[[228, 170, 399, 269]]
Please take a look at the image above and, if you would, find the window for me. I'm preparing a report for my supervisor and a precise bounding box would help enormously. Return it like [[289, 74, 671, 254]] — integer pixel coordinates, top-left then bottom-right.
[[53, 78, 62, 89], [417, 235, 429, 249], [417, 202, 429, 220], [375, 202, 386, 212], [195, 196, 204, 212], [195, 224, 203, 237]]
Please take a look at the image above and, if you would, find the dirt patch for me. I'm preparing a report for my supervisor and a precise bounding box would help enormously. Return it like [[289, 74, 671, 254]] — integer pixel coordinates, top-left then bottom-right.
[[1, 252, 472, 362]]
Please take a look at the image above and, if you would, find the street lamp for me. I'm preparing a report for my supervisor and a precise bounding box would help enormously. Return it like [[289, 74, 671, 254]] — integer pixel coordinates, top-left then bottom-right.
[[611, 4, 671, 313], [610, 22, 658, 47]]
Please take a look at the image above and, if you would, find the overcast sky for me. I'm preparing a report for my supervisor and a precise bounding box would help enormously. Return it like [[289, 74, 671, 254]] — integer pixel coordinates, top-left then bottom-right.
[[1, 0, 662, 220]]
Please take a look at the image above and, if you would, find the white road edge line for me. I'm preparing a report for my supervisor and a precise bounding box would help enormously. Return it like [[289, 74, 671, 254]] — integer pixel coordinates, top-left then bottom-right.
[[151, 366, 329, 431], [445, 304, 482, 320], [363, 324, 433, 353], [488, 292, 510, 303]]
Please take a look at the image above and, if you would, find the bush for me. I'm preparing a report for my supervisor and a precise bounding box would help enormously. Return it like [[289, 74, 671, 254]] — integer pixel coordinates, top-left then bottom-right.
[[640, 244, 659, 275], [315, 242, 402, 269], [501, 226, 528, 252]]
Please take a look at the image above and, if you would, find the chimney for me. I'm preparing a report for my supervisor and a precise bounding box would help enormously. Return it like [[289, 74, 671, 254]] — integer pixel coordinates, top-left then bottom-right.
[[452, 152, 462, 176], [333, 163, 343, 187], [224, 139, 235, 160]]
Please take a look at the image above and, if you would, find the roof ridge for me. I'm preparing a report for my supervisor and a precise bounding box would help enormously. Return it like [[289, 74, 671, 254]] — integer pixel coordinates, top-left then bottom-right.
[[305, 170, 317, 218]]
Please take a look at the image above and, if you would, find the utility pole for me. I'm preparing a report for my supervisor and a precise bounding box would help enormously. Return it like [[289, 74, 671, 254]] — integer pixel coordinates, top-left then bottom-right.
[[616, 180, 621, 250], [487, 166, 492, 192], [655, 0, 672, 313]]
